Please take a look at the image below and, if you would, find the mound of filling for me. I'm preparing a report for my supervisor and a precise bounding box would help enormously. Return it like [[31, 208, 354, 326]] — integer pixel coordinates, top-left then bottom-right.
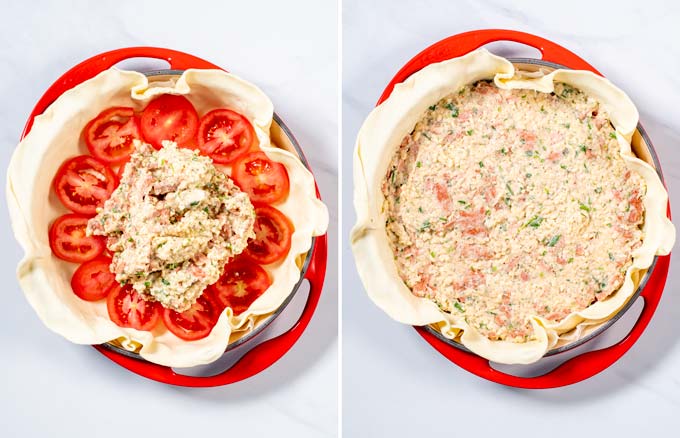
[[88, 140, 255, 312], [383, 81, 645, 342]]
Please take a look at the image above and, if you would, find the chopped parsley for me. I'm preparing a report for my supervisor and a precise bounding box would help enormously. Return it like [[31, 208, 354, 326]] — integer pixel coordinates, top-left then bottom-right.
[[579, 200, 592, 213], [526, 215, 544, 228], [465, 129, 474, 136], [546, 235, 561, 247], [478, 161, 484, 168], [416, 161, 422, 168], [453, 301, 465, 312], [445, 103, 459, 117], [505, 182, 515, 195], [161, 278, 170, 286], [428, 104, 437, 111], [609, 132, 617, 139]]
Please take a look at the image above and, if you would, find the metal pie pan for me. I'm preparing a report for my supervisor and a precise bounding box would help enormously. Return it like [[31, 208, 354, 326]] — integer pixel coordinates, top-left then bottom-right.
[[423, 58, 661, 358]]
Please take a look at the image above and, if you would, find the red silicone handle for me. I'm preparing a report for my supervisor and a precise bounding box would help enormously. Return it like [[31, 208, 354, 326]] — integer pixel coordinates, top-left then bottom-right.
[[377, 29, 672, 388], [378, 29, 600, 104], [22, 47, 221, 136], [94, 233, 327, 387]]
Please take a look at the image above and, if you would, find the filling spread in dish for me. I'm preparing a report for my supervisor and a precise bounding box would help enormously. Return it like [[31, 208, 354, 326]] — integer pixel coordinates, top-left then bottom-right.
[[88, 140, 255, 312], [383, 81, 645, 342]]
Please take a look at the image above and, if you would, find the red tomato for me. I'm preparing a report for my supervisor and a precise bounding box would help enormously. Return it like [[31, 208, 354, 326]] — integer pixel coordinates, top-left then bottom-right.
[[84, 107, 141, 164], [115, 156, 130, 180], [49, 214, 105, 263], [53, 155, 117, 215], [162, 291, 221, 341], [140, 94, 198, 149], [210, 259, 272, 315], [243, 204, 294, 265], [70, 256, 116, 301], [232, 151, 290, 204], [107, 284, 161, 331], [197, 109, 256, 164]]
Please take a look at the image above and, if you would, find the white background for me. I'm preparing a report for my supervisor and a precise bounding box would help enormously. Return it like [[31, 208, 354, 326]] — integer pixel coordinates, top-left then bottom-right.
[[343, 0, 680, 436], [0, 0, 337, 437]]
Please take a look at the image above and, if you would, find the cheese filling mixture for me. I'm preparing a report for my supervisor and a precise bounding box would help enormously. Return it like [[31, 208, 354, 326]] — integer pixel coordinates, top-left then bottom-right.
[[88, 141, 255, 312], [383, 81, 645, 342]]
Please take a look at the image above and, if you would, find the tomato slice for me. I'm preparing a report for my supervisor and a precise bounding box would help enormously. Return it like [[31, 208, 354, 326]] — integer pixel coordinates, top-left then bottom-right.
[[197, 109, 257, 164], [49, 214, 105, 263], [210, 259, 272, 315], [84, 107, 141, 164], [232, 151, 290, 204], [53, 155, 117, 215], [107, 284, 161, 331], [71, 256, 116, 301], [243, 204, 294, 265], [140, 94, 198, 149], [162, 291, 221, 341]]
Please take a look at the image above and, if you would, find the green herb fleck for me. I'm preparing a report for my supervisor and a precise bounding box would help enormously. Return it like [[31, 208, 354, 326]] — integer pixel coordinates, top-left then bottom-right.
[[445, 103, 459, 117], [418, 220, 431, 232], [418, 206, 423, 213], [547, 235, 561, 247], [144, 281, 151, 288], [466, 129, 474, 136], [506, 182, 515, 195], [526, 215, 544, 228], [594, 187, 602, 194], [478, 161, 484, 168], [579, 201, 592, 213], [609, 132, 617, 139], [161, 278, 170, 286], [454, 301, 465, 312], [190, 201, 200, 207], [608, 252, 615, 261], [429, 104, 437, 111], [416, 161, 422, 168], [500, 147, 507, 155]]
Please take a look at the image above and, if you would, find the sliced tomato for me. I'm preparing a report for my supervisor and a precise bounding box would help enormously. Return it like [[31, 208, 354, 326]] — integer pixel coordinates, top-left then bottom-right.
[[162, 291, 221, 341], [71, 256, 116, 301], [243, 204, 294, 265], [53, 155, 117, 215], [84, 107, 141, 164], [107, 284, 161, 331], [232, 151, 290, 204], [115, 156, 130, 180], [49, 214, 105, 263], [210, 259, 272, 315], [197, 109, 256, 164], [140, 94, 198, 149]]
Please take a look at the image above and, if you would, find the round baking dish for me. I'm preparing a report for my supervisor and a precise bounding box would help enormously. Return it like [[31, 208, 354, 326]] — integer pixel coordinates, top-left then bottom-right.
[[376, 30, 672, 388], [19, 47, 328, 387]]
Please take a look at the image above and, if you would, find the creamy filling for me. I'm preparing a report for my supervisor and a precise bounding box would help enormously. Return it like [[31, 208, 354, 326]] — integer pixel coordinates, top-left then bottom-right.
[[88, 140, 255, 312], [383, 81, 644, 342]]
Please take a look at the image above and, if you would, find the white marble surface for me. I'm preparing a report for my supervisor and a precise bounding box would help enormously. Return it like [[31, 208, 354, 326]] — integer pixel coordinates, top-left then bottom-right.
[[0, 1, 337, 437], [343, 0, 680, 435]]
